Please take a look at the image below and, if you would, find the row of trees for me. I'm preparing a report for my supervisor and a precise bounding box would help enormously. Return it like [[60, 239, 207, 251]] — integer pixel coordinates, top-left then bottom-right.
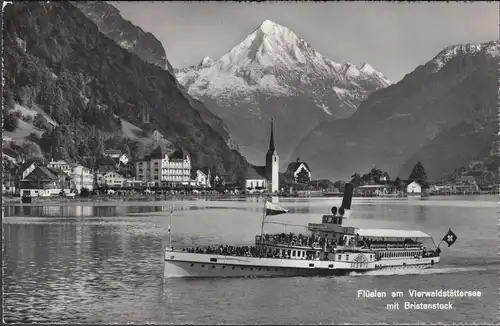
[[348, 162, 429, 189]]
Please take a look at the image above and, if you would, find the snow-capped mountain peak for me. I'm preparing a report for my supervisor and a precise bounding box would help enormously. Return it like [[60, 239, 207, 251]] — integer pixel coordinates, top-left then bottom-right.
[[199, 56, 214, 67], [174, 20, 393, 167], [360, 63, 376, 74], [176, 20, 391, 105]]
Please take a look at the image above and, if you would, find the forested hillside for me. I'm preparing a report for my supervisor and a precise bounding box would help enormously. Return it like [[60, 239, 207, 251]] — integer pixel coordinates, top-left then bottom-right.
[[2, 2, 249, 183]]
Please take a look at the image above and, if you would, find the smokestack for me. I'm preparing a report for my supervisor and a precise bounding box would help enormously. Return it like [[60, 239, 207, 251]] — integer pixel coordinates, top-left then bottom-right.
[[339, 183, 354, 218]]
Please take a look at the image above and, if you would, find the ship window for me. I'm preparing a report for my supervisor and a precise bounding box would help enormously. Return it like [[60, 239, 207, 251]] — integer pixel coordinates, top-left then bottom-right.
[[201, 264, 205, 268], [328, 264, 334, 268], [288, 250, 291, 256], [259, 268, 262, 271], [309, 263, 314, 267], [338, 255, 341, 260], [190, 264, 194, 267], [302, 251, 305, 257], [346, 255, 349, 260], [210, 258, 217, 262], [241, 267, 244, 270], [222, 266, 226, 269], [282, 249, 285, 255], [250, 268, 253, 271], [212, 265, 216, 268], [292, 250, 296, 257], [232, 266, 235, 270]]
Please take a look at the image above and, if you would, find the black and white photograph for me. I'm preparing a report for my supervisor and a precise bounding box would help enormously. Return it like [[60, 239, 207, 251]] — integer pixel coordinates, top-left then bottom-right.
[[1, 1, 498, 324]]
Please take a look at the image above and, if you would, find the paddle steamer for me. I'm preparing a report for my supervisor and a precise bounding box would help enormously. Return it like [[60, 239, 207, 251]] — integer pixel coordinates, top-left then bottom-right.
[[164, 184, 456, 278]]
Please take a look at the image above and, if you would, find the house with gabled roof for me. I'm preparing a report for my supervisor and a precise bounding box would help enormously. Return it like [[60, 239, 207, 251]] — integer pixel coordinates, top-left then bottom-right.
[[285, 157, 312, 183], [20, 165, 72, 197], [97, 155, 118, 173], [190, 166, 211, 188]]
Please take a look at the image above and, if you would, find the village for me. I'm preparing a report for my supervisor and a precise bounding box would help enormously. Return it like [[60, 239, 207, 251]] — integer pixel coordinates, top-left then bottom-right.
[[2, 121, 496, 202]]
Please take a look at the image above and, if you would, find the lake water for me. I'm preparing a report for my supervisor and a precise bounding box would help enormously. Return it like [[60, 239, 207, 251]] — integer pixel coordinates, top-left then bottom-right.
[[3, 196, 498, 324]]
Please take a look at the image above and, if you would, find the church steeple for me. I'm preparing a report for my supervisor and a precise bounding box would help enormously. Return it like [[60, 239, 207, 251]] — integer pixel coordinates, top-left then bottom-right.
[[268, 118, 275, 153], [265, 117, 279, 193]]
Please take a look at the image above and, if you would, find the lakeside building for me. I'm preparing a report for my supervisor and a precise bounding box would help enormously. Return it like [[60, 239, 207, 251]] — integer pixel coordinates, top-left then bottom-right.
[[135, 145, 191, 187], [285, 158, 312, 183], [46, 160, 94, 192], [96, 171, 127, 188], [355, 184, 399, 196], [19, 165, 72, 197], [406, 180, 422, 194], [245, 119, 279, 192], [190, 167, 211, 188]]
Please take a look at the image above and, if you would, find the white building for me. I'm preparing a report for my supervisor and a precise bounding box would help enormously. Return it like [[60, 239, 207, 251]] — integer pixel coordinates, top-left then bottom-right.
[[47, 160, 94, 192], [245, 119, 279, 192], [191, 167, 211, 188], [123, 179, 144, 188], [406, 181, 422, 194], [135, 146, 191, 187], [285, 158, 311, 183], [97, 172, 126, 187]]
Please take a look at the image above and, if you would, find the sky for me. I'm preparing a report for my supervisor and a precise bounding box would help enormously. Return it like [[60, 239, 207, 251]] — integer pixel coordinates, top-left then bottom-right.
[[111, 2, 498, 82]]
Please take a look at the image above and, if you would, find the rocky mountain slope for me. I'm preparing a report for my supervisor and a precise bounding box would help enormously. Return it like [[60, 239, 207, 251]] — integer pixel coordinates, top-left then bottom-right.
[[176, 20, 390, 166], [3, 1, 250, 182], [72, 1, 237, 150], [292, 41, 499, 181], [72, 1, 173, 73]]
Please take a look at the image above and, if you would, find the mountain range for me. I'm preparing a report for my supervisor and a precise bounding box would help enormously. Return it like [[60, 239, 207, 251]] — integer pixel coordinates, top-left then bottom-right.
[[3, 1, 249, 183], [72, 1, 238, 151], [176, 20, 390, 166], [292, 41, 499, 181], [5, 1, 497, 185]]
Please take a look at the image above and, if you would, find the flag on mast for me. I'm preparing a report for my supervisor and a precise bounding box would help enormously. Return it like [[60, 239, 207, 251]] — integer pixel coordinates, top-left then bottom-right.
[[441, 228, 457, 247], [265, 201, 289, 216], [168, 224, 171, 233]]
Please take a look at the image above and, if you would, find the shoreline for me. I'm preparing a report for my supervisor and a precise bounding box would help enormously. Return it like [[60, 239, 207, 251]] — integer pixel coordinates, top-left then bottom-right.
[[2, 192, 497, 207]]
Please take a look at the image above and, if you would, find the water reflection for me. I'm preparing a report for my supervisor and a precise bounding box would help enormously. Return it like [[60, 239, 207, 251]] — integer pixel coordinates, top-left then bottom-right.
[[4, 204, 252, 219]]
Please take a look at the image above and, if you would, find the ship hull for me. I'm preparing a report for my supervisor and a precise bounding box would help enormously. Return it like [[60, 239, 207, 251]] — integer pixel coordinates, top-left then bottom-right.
[[164, 251, 439, 278]]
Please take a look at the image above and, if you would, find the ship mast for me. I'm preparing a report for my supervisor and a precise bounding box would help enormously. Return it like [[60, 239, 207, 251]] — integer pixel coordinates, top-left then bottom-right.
[[259, 198, 267, 251], [168, 210, 173, 249]]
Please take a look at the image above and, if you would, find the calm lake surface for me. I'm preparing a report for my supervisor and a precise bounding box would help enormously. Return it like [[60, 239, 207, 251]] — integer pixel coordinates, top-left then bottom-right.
[[3, 196, 498, 324]]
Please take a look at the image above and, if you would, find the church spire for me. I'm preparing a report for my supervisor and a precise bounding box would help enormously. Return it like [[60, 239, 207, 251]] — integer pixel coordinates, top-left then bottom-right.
[[268, 118, 275, 152]]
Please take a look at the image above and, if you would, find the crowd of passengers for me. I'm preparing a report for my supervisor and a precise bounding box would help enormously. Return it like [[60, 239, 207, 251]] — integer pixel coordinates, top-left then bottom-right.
[[261, 232, 355, 248], [182, 245, 274, 258], [261, 232, 427, 251], [180, 233, 436, 259], [181, 244, 318, 259]]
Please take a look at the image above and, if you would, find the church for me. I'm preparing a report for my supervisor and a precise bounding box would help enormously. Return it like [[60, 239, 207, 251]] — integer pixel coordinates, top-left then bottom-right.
[[245, 119, 280, 193]]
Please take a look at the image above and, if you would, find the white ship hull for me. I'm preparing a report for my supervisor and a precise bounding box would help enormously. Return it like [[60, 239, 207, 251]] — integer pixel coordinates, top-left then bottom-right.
[[164, 250, 439, 278]]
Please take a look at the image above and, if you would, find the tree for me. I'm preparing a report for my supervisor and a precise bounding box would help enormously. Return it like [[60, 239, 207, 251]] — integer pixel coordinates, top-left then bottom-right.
[[370, 167, 383, 183], [393, 177, 405, 191], [350, 173, 362, 187], [33, 113, 50, 130], [4, 90, 15, 111], [27, 132, 41, 143], [21, 141, 44, 162], [333, 180, 346, 192], [296, 167, 310, 184], [2, 110, 19, 132], [121, 143, 131, 158], [408, 161, 429, 187]]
